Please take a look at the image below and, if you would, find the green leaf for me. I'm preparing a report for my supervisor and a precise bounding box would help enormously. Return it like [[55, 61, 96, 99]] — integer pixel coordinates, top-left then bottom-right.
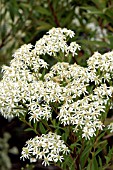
[[36, 6, 51, 16], [80, 6, 97, 12], [61, 12, 73, 27], [81, 6, 102, 14], [24, 128, 34, 132], [52, 119, 56, 126], [69, 158, 76, 170], [62, 132, 68, 142], [62, 127, 70, 142], [86, 160, 91, 170], [83, 40, 107, 47], [105, 156, 111, 164], [92, 0, 107, 9], [98, 156, 103, 169], [91, 157, 98, 170], [33, 122, 37, 131], [105, 147, 113, 165], [70, 142, 81, 150], [8, 0, 18, 21], [36, 21, 52, 31], [61, 154, 74, 170], [39, 122, 46, 134], [80, 143, 92, 168], [103, 7, 113, 21], [95, 140, 107, 156], [95, 147, 103, 156]]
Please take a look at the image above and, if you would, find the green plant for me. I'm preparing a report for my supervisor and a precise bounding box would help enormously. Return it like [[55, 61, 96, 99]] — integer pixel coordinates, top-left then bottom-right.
[[1, 0, 113, 73], [0, 28, 113, 170]]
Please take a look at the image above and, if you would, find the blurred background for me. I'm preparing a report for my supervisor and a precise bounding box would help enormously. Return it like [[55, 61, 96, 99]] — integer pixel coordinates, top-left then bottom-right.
[[0, 0, 113, 169]]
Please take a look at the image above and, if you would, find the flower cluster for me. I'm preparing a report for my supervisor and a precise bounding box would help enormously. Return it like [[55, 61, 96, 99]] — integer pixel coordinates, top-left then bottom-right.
[[0, 43, 48, 118], [35, 27, 80, 57], [86, 22, 108, 42], [58, 84, 113, 139], [0, 28, 80, 120], [87, 51, 113, 83], [20, 132, 69, 166], [0, 27, 113, 166]]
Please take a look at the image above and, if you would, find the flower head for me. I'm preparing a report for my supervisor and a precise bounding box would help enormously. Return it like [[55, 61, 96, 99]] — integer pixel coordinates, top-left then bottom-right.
[[20, 132, 70, 166]]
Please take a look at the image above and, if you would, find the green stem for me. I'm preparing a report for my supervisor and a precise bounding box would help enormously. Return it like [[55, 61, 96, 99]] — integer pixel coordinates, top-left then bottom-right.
[[90, 131, 100, 169], [41, 119, 53, 132], [19, 100, 28, 109], [21, 118, 40, 136]]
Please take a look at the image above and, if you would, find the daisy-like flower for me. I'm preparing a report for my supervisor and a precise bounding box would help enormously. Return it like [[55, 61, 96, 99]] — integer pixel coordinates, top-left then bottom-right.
[[21, 132, 70, 166]]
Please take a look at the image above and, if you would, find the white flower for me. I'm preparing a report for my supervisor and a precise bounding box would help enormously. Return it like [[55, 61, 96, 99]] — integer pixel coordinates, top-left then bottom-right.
[[20, 147, 32, 161], [82, 126, 95, 140], [0, 27, 113, 144], [35, 27, 79, 57], [107, 122, 113, 133], [68, 42, 81, 56], [21, 132, 70, 166], [87, 51, 113, 83], [30, 157, 37, 163]]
